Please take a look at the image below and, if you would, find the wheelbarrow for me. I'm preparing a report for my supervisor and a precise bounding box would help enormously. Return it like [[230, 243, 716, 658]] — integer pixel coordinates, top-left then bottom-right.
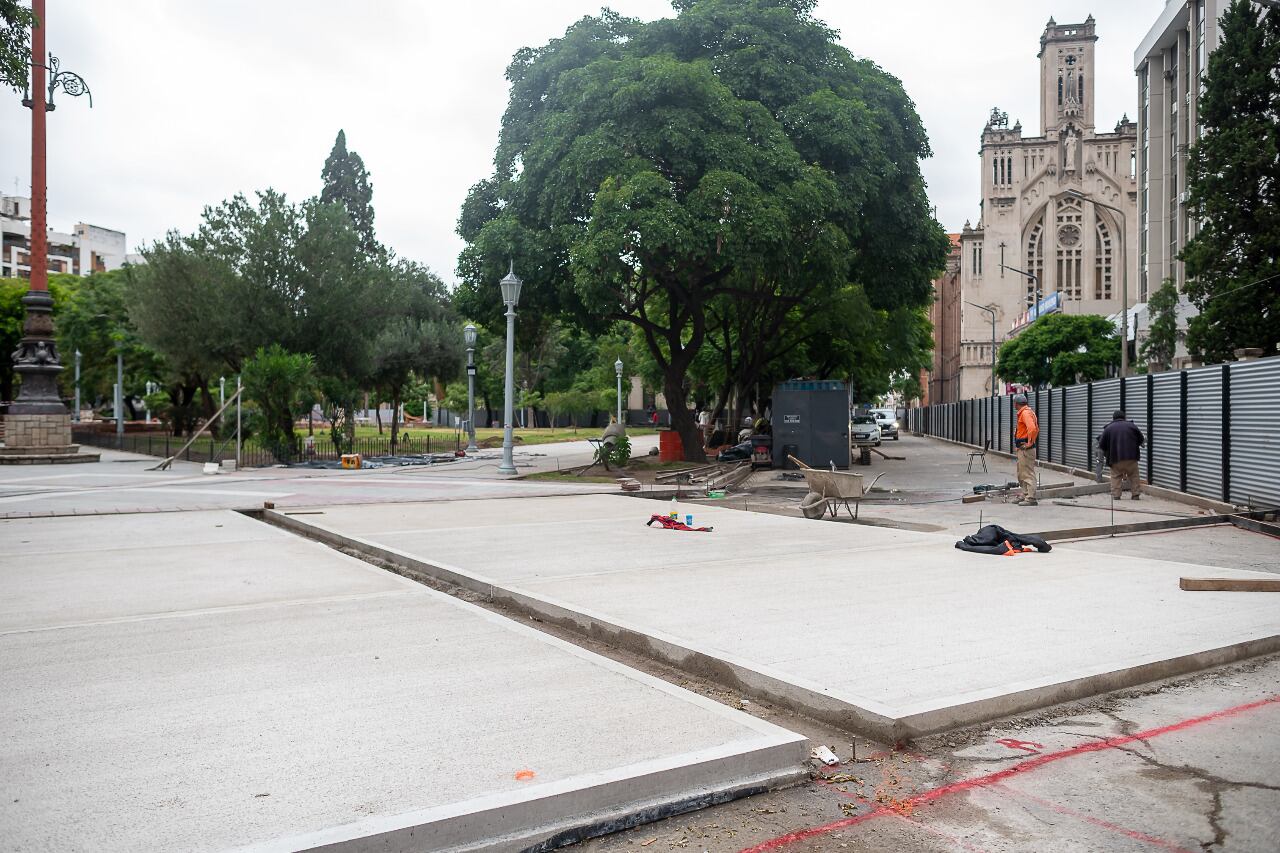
[[789, 455, 885, 520]]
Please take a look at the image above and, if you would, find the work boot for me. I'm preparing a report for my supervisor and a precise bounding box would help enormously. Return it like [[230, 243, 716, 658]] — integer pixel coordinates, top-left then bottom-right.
[[1131, 494, 1141, 500], [1018, 498, 1038, 506]]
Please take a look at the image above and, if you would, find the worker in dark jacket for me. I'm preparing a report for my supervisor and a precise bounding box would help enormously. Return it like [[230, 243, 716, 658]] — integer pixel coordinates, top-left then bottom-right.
[[1098, 410, 1145, 500]]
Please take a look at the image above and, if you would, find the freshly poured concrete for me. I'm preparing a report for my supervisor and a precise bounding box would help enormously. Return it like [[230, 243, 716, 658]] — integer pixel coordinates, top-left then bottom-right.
[[278, 494, 1280, 740], [0, 510, 806, 852]]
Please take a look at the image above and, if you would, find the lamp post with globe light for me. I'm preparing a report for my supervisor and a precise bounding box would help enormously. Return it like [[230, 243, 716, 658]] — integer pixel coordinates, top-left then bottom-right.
[[614, 358, 624, 423], [464, 323, 478, 452], [497, 264, 522, 475]]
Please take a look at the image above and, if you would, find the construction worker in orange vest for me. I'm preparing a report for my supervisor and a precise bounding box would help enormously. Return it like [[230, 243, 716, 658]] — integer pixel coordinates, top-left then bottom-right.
[[1013, 392, 1040, 506]]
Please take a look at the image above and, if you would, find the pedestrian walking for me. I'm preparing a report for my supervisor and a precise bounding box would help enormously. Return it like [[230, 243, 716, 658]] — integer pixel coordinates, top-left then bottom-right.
[[1098, 410, 1145, 500], [1012, 393, 1039, 506]]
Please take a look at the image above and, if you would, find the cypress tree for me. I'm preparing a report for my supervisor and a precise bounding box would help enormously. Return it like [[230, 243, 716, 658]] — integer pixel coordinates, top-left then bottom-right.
[[319, 129, 378, 254], [1180, 0, 1280, 361]]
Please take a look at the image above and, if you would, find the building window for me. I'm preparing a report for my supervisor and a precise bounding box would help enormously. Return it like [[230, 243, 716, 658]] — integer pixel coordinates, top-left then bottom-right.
[[1078, 73, 1085, 104], [972, 243, 983, 276], [992, 157, 998, 187], [1057, 75, 1063, 106], [1094, 220, 1113, 300], [1056, 197, 1084, 301], [1025, 217, 1044, 304]]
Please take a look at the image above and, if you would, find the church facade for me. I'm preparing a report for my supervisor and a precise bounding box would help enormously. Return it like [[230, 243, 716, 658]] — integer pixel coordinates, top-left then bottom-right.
[[957, 16, 1138, 399]]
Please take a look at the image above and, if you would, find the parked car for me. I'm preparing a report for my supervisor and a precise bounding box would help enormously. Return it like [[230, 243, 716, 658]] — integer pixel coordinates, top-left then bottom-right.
[[850, 414, 881, 446], [871, 408, 899, 440]]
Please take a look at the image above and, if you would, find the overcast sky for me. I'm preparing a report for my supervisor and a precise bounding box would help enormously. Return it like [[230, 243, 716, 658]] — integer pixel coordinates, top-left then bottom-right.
[[0, 1, 1158, 285]]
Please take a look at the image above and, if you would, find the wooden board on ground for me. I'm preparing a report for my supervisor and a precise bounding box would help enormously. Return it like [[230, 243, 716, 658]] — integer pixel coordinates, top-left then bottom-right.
[[1180, 577, 1280, 592]]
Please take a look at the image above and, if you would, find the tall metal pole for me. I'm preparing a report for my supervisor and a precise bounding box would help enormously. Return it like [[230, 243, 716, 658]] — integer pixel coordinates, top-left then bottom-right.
[[235, 375, 242, 470], [1060, 190, 1129, 376], [465, 324, 478, 453], [966, 300, 998, 439], [615, 358, 623, 423], [498, 304, 516, 473], [29, 0, 47, 298], [115, 348, 123, 438], [497, 265, 522, 474]]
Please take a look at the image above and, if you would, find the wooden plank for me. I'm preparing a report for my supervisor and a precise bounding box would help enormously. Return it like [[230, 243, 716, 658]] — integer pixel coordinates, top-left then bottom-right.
[[1228, 515, 1280, 540], [1180, 577, 1280, 592]]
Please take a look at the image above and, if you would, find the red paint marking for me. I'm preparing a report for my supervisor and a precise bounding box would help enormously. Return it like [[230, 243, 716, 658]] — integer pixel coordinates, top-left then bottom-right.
[[739, 694, 1280, 852], [995, 738, 1043, 753], [993, 783, 1197, 853]]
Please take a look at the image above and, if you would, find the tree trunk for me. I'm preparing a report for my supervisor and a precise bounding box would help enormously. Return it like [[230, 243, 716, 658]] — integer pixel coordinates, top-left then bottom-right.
[[663, 371, 704, 463], [376, 404, 383, 434]]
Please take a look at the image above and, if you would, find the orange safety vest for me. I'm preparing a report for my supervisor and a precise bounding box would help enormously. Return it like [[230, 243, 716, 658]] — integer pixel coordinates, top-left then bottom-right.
[[1015, 406, 1039, 447]]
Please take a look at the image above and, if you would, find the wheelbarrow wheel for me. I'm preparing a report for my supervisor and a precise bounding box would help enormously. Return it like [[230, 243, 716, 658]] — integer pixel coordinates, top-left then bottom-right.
[[799, 491, 829, 519]]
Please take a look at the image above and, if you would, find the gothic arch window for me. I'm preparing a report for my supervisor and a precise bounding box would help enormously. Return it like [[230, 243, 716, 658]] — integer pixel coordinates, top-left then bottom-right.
[[1095, 219, 1113, 300], [1078, 72, 1085, 104], [1056, 197, 1084, 300], [1025, 216, 1045, 306], [1057, 75, 1063, 106]]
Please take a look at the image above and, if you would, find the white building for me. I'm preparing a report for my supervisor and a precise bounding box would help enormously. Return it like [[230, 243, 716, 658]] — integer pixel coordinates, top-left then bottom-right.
[[956, 16, 1139, 399], [1132, 0, 1227, 367], [1, 193, 131, 278]]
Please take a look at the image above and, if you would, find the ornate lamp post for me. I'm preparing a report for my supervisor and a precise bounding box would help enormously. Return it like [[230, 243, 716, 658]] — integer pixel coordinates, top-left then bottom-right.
[[614, 358, 624, 423], [464, 323, 478, 452], [497, 263, 522, 475], [72, 349, 80, 422], [5, 0, 94, 462]]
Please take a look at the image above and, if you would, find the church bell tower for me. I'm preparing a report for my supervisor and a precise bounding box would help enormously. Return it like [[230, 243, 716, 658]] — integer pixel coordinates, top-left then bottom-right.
[[1039, 15, 1098, 136]]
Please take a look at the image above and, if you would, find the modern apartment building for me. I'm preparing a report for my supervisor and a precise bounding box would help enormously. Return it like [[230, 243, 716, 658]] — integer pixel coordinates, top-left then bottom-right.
[[1132, 0, 1227, 366], [1, 193, 133, 279]]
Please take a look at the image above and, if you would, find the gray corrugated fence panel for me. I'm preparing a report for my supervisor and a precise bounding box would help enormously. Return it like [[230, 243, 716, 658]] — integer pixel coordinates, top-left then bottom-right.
[[1228, 358, 1280, 507], [1184, 364, 1223, 499], [1033, 391, 1047, 452], [1122, 375, 1151, 469], [1091, 379, 1122, 466], [1150, 371, 1182, 491], [995, 395, 1007, 452], [1064, 385, 1088, 469], [1050, 388, 1065, 464]]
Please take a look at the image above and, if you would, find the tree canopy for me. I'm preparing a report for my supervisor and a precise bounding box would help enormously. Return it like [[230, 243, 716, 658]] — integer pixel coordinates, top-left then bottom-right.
[[457, 0, 946, 458], [320, 129, 378, 255], [1181, 0, 1280, 362], [997, 314, 1119, 388]]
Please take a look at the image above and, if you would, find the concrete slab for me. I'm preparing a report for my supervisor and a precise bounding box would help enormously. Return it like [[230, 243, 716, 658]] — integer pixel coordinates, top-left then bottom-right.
[[276, 495, 1280, 742], [0, 510, 806, 852]]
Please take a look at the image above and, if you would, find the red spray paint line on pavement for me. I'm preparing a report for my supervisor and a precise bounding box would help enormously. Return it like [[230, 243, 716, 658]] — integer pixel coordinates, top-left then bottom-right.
[[740, 694, 1280, 853]]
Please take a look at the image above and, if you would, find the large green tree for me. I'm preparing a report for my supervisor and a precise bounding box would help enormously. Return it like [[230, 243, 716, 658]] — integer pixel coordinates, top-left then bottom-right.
[[997, 314, 1119, 388], [1140, 278, 1179, 371], [320, 129, 378, 255], [458, 0, 946, 460], [1181, 0, 1280, 362]]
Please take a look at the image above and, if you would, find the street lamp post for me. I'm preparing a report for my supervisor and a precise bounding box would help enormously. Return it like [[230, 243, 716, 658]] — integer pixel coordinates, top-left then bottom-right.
[[72, 349, 80, 422], [115, 346, 123, 439], [1061, 189, 1129, 376], [497, 263, 522, 475], [8, 0, 93, 458], [464, 323, 478, 453], [1000, 263, 1041, 315], [614, 358, 624, 424], [965, 300, 998, 443]]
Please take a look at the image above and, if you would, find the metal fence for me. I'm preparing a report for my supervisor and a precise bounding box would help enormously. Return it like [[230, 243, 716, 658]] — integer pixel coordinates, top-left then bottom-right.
[[906, 357, 1280, 508], [72, 429, 459, 468]]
